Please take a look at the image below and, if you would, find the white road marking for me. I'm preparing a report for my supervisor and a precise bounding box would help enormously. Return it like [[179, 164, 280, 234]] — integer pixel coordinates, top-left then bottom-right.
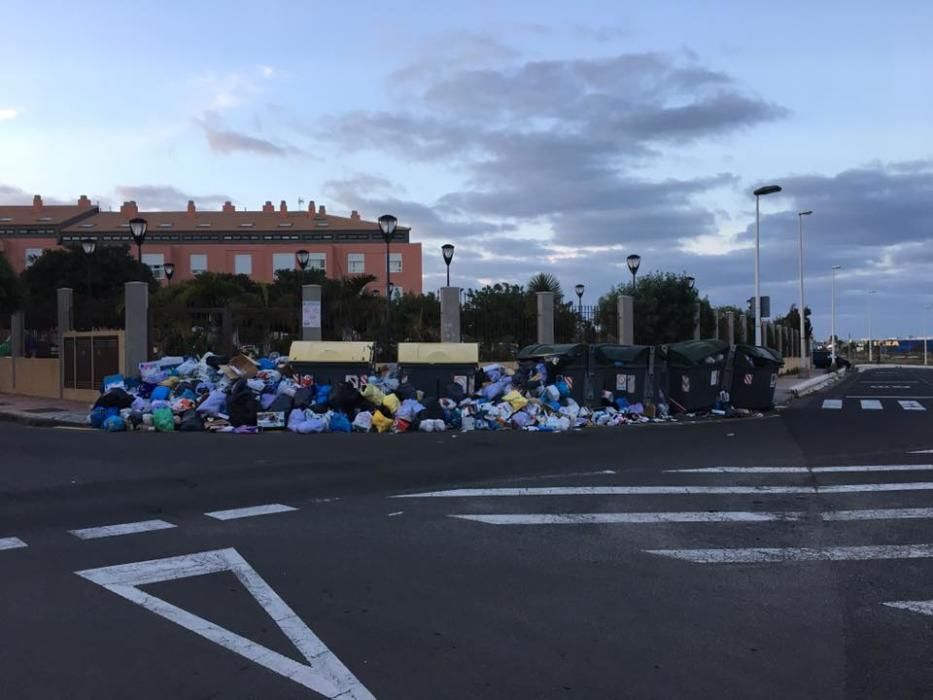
[[822, 399, 842, 409], [451, 511, 802, 525], [824, 508, 933, 521], [76, 548, 375, 699], [0, 537, 27, 551], [861, 380, 919, 384], [847, 395, 933, 399], [387, 511, 404, 517], [909, 449, 933, 454], [899, 400, 927, 411], [69, 519, 176, 540], [860, 399, 883, 410], [396, 482, 933, 498], [204, 504, 297, 521], [883, 600, 933, 617], [646, 544, 933, 564], [666, 464, 933, 473], [538, 469, 617, 479]]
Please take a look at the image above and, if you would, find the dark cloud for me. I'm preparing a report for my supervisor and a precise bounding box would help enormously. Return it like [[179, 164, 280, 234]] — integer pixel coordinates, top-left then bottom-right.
[[0, 185, 69, 205], [113, 185, 233, 211], [196, 112, 306, 158]]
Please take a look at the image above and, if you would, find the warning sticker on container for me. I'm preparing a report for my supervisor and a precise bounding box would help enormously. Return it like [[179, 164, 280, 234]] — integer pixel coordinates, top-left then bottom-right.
[[345, 374, 369, 389], [744, 373, 753, 385], [616, 374, 627, 391], [564, 376, 574, 390], [710, 370, 720, 386], [454, 375, 468, 392], [627, 375, 636, 394], [682, 376, 690, 393], [770, 373, 778, 388]]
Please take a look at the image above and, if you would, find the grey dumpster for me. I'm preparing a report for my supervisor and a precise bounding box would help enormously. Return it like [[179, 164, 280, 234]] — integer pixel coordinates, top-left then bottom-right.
[[730, 344, 784, 409], [663, 339, 729, 413], [516, 343, 589, 405], [288, 341, 374, 390], [591, 344, 669, 407], [398, 342, 479, 400]]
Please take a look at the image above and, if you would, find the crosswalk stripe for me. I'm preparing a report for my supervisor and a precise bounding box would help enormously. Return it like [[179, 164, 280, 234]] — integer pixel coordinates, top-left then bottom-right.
[[0, 537, 28, 551], [823, 507, 933, 521], [883, 600, 933, 616], [397, 482, 933, 498], [69, 519, 176, 540], [204, 504, 297, 521], [860, 399, 883, 410], [822, 399, 842, 409], [898, 400, 927, 411], [646, 544, 933, 564], [666, 465, 933, 473]]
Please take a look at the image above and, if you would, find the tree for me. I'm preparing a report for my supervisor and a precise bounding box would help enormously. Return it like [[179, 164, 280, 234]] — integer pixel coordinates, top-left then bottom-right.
[[20, 245, 156, 330], [0, 251, 23, 317], [392, 291, 441, 342], [775, 304, 813, 341], [597, 272, 706, 345], [527, 272, 563, 298]]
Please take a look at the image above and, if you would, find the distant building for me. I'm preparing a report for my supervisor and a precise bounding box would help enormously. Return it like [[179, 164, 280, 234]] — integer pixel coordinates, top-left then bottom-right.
[[0, 195, 422, 295]]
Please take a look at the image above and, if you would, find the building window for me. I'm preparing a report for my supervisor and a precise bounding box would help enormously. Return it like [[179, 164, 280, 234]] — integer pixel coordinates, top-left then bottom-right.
[[190, 254, 208, 275], [307, 253, 326, 271], [25, 248, 43, 268], [234, 254, 252, 276], [390, 285, 404, 300], [272, 253, 294, 274], [389, 253, 402, 273], [347, 253, 365, 274], [142, 253, 165, 280]]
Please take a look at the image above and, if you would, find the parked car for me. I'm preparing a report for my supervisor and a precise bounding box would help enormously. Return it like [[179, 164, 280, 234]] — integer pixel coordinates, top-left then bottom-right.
[[812, 349, 851, 369]]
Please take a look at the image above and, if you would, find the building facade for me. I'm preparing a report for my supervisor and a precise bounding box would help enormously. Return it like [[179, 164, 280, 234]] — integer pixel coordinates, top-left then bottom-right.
[[0, 196, 423, 295]]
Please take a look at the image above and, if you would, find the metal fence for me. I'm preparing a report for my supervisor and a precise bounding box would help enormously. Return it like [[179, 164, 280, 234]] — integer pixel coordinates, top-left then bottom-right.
[[555, 304, 618, 344], [461, 309, 535, 361], [150, 306, 299, 359]]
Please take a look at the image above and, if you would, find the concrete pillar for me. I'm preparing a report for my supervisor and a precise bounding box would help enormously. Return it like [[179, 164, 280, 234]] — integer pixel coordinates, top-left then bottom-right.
[[57, 288, 74, 398], [617, 295, 634, 345], [536, 292, 555, 344], [692, 302, 701, 341], [726, 312, 735, 346], [440, 286, 461, 343], [776, 324, 784, 356], [124, 282, 149, 376], [10, 311, 24, 357], [301, 284, 322, 341], [713, 310, 720, 340], [738, 313, 748, 344]]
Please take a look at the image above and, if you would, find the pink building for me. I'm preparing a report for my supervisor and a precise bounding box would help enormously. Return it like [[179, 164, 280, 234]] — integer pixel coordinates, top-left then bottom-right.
[[0, 196, 423, 296]]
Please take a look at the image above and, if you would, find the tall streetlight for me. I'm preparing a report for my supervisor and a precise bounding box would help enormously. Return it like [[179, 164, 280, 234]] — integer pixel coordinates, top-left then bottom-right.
[[867, 289, 877, 363], [626, 254, 641, 289], [574, 283, 585, 342], [81, 238, 96, 326], [295, 249, 310, 271], [163, 262, 175, 285], [753, 185, 782, 346], [378, 214, 398, 359], [797, 210, 812, 373], [128, 217, 147, 264], [685, 276, 696, 290], [925, 304, 932, 366], [441, 244, 455, 286], [831, 265, 841, 367]]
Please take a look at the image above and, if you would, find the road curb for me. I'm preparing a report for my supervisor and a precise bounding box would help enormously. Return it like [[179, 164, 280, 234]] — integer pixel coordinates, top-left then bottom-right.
[[0, 408, 88, 428], [854, 364, 933, 371], [790, 368, 848, 398]]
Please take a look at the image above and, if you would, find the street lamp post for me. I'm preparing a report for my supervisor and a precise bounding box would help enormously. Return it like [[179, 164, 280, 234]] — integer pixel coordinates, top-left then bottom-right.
[[378, 214, 398, 360], [163, 262, 175, 285], [926, 304, 932, 366], [685, 276, 695, 290], [128, 217, 147, 264], [295, 249, 310, 271], [798, 210, 812, 373], [574, 284, 585, 340], [626, 254, 641, 289], [81, 238, 96, 327], [831, 265, 841, 367], [867, 290, 877, 363], [753, 185, 782, 346], [442, 244, 455, 287]]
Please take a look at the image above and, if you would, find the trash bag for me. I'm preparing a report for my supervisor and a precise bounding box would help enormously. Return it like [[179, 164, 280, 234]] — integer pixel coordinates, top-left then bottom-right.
[[227, 379, 259, 427], [178, 410, 204, 432], [102, 374, 126, 392], [421, 399, 445, 420], [102, 415, 126, 432], [396, 382, 418, 401], [94, 388, 134, 410], [352, 411, 374, 432], [287, 409, 314, 434], [372, 410, 393, 433], [502, 390, 528, 411], [329, 412, 352, 433], [396, 398, 426, 422], [89, 407, 117, 429], [330, 382, 362, 414], [152, 407, 175, 432], [197, 389, 227, 417], [266, 394, 293, 414], [174, 358, 199, 378], [292, 387, 314, 409], [151, 385, 171, 402], [382, 393, 400, 415], [362, 383, 385, 407], [441, 382, 466, 403]]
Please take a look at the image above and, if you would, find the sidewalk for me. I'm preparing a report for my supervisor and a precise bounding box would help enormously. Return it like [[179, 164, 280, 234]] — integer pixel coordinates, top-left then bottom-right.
[[0, 393, 90, 428], [773, 370, 832, 406]]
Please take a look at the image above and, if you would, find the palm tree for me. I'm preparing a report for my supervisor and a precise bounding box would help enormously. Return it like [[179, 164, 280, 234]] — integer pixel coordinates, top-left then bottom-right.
[[527, 272, 563, 298]]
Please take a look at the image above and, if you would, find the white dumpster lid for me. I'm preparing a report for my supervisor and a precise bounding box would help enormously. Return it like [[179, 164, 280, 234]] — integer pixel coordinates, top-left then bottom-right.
[[289, 341, 374, 363], [398, 342, 479, 364]]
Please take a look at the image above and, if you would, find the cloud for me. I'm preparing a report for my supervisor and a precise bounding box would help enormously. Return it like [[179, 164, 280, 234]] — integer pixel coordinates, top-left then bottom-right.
[[0, 108, 17, 121], [0, 184, 70, 205], [113, 185, 233, 211], [195, 112, 306, 158]]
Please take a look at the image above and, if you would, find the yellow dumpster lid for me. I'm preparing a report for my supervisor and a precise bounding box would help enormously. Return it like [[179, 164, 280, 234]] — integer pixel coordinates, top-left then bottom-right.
[[398, 342, 479, 364], [289, 341, 374, 363]]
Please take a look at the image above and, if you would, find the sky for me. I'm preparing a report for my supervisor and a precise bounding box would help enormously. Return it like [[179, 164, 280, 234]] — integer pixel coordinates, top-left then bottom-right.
[[1, 0, 931, 340]]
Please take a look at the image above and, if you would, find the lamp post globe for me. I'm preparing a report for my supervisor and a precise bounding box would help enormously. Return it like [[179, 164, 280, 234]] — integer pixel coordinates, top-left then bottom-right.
[[128, 217, 147, 263], [441, 243, 455, 286], [295, 249, 310, 271], [377, 214, 398, 360], [685, 276, 695, 290], [163, 262, 175, 284], [81, 238, 96, 255], [626, 254, 641, 288]]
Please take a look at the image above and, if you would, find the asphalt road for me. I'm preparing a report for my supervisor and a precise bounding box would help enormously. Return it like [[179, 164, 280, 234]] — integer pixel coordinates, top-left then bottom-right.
[[3, 366, 933, 699]]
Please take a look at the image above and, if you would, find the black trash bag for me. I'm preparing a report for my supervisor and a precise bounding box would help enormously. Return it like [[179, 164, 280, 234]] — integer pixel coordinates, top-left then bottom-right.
[[292, 387, 314, 409], [421, 398, 445, 420], [205, 355, 229, 369], [396, 382, 418, 401], [267, 394, 293, 414], [178, 409, 204, 432], [227, 379, 259, 427], [94, 388, 134, 410], [441, 382, 466, 403], [330, 381, 363, 414], [310, 403, 330, 415]]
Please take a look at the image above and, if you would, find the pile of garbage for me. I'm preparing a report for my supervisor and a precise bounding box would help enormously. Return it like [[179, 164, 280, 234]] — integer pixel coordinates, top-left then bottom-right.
[[86, 352, 681, 434]]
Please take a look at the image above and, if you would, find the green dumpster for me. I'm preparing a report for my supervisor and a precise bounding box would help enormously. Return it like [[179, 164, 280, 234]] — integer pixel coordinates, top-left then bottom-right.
[[663, 339, 729, 412], [592, 344, 668, 407], [516, 343, 589, 405], [288, 341, 374, 389], [730, 345, 784, 409], [398, 342, 479, 399]]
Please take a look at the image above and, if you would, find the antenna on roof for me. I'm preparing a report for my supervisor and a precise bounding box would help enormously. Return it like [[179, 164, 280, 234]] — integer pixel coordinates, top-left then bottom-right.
[[298, 197, 305, 208]]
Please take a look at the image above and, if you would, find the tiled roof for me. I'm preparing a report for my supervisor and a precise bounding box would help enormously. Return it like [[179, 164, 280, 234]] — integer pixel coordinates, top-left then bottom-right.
[[0, 204, 97, 226]]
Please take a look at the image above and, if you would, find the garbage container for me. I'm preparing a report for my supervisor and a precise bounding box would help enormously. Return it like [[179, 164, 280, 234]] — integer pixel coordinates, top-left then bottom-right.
[[288, 341, 374, 389], [663, 339, 729, 413], [729, 344, 784, 409], [591, 344, 668, 407], [398, 342, 479, 399], [516, 343, 589, 405]]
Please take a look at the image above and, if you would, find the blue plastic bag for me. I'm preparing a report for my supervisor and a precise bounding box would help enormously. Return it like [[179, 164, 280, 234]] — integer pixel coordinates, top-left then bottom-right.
[[329, 413, 351, 433], [556, 380, 570, 399], [151, 385, 171, 401], [102, 415, 126, 432], [89, 407, 117, 429]]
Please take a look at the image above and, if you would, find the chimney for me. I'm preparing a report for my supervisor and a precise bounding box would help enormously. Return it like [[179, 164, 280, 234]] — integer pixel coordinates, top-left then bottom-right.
[[262, 200, 274, 213], [32, 194, 43, 212], [318, 204, 326, 216], [120, 201, 139, 216], [187, 200, 196, 215], [77, 195, 92, 209], [307, 200, 316, 216], [222, 200, 235, 213], [350, 209, 361, 221], [279, 200, 288, 217]]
